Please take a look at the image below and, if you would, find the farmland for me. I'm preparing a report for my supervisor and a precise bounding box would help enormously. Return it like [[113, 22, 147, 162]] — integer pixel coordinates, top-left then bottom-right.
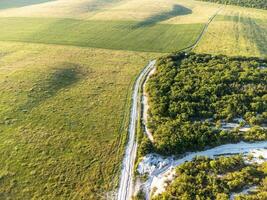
[[0, 18, 203, 53], [195, 5, 267, 57], [0, 0, 222, 53], [0, 0, 220, 22]]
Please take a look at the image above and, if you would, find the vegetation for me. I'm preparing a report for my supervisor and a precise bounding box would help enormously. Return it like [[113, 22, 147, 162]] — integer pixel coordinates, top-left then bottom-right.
[[0, 41, 158, 199], [0, 18, 204, 53], [144, 52, 267, 155], [194, 6, 267, 57], [1, 0, 265, 199], [0, 0, 223, 198], [198, 0, 267, 10], [235, 162, 267, 200], [153, 155, 267, 199]]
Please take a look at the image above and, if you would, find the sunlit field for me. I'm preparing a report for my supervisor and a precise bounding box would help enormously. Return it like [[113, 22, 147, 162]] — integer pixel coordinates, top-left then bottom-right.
[[0, 18, 204, 53], [0, 41, 159, 199], [0, 0, 220, 23], [195, 5, 267, 57], [0, 0, 251, 199], [0, 0, 206, 198]]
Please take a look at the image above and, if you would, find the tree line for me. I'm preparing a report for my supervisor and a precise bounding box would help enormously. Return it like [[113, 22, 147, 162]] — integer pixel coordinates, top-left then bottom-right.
[[198, 0, 267, 10], [141, 52, 267, 155]]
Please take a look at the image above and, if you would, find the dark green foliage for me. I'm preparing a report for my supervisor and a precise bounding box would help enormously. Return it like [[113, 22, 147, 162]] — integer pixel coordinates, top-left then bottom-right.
[[198, 0, 267, 10], [153, 156, 266, 200], [235, 162, 267, 199], [146, 52, 267, 155], [133, 190, 146, 200], [139, 137, 154, 156]]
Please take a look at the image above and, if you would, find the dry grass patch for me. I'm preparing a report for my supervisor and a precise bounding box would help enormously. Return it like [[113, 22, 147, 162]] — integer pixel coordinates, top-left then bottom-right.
[[194, 5, 267, 57]]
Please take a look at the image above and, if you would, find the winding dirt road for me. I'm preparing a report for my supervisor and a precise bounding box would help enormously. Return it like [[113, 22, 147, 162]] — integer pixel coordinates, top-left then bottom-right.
[[117, 6, 223, 200]]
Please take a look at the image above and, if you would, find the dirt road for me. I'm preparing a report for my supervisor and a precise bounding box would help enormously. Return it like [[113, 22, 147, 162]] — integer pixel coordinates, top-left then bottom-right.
[[117, 60, 156, 200], [117, 6, 223, 200]]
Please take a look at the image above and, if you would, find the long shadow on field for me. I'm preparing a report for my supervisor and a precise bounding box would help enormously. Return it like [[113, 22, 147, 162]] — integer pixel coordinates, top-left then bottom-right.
[[133, 4, 192, 29], [20, 63, 84, 112], [0, 0, 55, 10]]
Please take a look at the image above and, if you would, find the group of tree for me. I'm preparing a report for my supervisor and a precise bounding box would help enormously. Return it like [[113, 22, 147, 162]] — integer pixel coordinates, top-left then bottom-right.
[[141, 52, 267, 155], [152, 155, 267, 200], [198, 0, 267, 10]]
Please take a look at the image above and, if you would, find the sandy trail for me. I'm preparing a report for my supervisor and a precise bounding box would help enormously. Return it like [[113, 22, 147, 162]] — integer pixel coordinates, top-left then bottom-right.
[[142, 67, 156, 142], [117, 60, 156, 200]]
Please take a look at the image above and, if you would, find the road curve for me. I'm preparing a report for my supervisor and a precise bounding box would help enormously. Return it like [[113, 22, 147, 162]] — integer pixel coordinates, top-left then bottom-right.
[[117, 60, 156, 200], [117, 6, 223, 200]]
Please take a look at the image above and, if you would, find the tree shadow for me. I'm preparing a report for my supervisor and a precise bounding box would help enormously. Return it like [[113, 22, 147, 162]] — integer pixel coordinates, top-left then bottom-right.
[[20, 63, 84, 112], [133, 4, 192, 29]]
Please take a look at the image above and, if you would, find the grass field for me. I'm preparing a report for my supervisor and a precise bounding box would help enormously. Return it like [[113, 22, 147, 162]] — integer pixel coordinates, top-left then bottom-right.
[[0, 17, 203, 53], [194, 5, 267, 57], [0, 0, 224, 53], [0, 41, 159, 199]]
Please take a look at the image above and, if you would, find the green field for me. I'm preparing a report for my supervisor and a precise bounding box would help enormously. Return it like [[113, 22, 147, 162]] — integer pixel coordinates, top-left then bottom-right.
[[195, 5, 267, 57], [0, 41, 159, 199], [0, 17, 204, 53]]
